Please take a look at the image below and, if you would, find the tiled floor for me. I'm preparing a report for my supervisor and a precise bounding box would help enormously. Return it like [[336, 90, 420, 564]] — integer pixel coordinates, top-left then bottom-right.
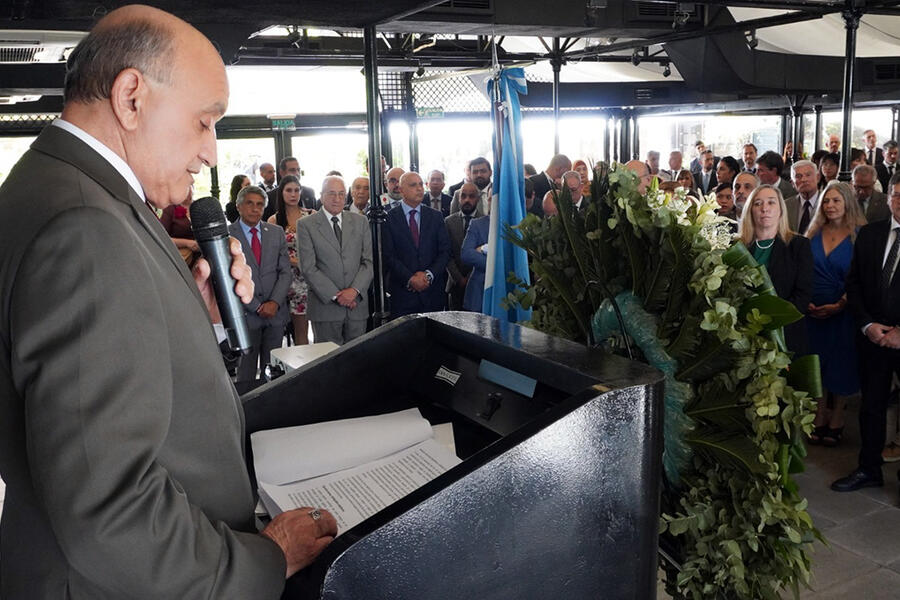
[[660, 397, 900, 598]]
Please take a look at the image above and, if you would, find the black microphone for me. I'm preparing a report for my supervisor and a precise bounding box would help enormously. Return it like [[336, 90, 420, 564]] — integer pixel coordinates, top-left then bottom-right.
[[190, 197, 252, 353]]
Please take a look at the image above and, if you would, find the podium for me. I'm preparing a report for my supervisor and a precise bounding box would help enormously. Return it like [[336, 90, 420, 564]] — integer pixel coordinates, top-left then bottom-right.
[[242, 312, 664, 600]]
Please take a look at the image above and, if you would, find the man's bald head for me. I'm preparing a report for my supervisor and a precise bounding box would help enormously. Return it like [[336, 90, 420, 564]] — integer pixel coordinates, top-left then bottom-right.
[[624, 160, 653, 194], [399, 171, 425, 207], [64, 5, 217, 105], [60, 5, 228, 208]]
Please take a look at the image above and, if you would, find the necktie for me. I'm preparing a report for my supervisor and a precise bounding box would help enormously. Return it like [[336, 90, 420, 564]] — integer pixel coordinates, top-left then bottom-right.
[[703, 172, 709, 192], [888, 164, 895, 177], [869, 149, 874, 165], [250, 227, 262, 265], [432, 196, 441, 211], [882, 227, 900, 291], [409, 209, 419, 247], [799, 200, 812, 234], [331, 215, 342, 247], [463, 215, 472, 236]]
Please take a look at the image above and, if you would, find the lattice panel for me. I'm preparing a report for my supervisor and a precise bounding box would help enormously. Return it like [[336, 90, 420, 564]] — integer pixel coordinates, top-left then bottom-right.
[[0, 113, 58, 132], [411, 71, 490, 113]]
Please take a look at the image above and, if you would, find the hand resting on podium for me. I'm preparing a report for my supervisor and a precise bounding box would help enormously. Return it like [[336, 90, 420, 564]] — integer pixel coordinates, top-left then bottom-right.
[[262, 506, 338, 578]]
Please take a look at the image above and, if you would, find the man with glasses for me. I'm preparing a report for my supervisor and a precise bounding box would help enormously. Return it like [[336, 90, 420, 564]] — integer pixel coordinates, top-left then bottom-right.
[[380, 166, 405, 210], [853, 164, 891, 223], [296, 176, 373, 344]]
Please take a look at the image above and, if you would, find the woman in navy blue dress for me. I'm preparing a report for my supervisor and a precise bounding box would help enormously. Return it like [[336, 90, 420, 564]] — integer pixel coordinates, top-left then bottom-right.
[[805, 180, 867, 446]]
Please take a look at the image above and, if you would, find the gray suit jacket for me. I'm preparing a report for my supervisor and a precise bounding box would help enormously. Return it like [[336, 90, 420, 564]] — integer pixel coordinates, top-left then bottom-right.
[[785, 193, 815, 234], [296, 209, 373, 322], [444, 212, 475, 292], [228, 220, 292, 330], [0, 126, 284, 598], [863, 190, 891, 223], [778, 177, 797, 201]]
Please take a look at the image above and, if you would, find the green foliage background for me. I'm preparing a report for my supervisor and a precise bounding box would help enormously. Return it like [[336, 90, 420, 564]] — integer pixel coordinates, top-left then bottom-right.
[[504, 164, 821, 599]]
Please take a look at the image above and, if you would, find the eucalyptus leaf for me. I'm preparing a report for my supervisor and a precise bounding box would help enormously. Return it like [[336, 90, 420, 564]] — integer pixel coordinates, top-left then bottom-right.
[[739, 295, 803, 329]]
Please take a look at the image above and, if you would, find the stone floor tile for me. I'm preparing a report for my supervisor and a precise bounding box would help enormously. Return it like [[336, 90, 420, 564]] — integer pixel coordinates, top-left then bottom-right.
[[824, 507, 900, 565], [800, 567, 900, 599]]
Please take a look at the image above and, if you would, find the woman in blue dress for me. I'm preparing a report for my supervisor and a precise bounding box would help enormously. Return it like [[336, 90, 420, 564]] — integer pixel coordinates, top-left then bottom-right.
[[805, 180, 867, 446]]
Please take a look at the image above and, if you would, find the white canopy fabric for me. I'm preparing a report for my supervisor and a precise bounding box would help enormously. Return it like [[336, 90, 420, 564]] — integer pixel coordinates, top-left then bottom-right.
[[730, 7, 900, 57]]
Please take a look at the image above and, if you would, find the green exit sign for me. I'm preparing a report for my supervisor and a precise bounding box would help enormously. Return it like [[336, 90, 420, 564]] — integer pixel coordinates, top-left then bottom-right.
[[271, 118, 296, 131], [416, 106, 444, 119]]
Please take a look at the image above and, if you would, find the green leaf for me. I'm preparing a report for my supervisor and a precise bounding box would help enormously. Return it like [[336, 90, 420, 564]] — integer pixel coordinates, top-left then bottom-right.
[[739, 295, 803, 330], [676, 339, 738, 382], [786, 354, 823, 399], [686, 429, 767, 474]]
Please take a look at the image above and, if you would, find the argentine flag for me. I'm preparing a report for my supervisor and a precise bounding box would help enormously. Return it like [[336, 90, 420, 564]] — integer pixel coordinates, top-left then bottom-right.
[[483, 67, 532, 323]]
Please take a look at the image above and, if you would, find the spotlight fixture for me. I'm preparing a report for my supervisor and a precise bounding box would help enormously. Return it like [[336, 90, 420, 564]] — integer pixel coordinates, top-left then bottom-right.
[[662, 62, 671, 78], [415, 64, 426, 77], [746, 29, 758, 49], [631, 48, 642, 67]]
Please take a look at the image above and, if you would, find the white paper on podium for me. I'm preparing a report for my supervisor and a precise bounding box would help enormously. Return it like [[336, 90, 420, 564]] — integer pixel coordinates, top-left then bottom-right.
[[251, 408, 433, 485], [258, 437, 461, 534]]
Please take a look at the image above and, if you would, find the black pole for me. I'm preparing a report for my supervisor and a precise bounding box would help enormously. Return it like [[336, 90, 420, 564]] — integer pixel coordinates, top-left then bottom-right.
[[552, 38, 561, 155], [603, 113, 611, 164], [404, 73, 419, 173], [210, 166, 220, 201], [632, 114, 640, 160], [364, 25, 388, 326], [814, 104, 823, 151], [791, 95, 806, 163], [838, 5, 861, 181], [780, 108, 792, 156]]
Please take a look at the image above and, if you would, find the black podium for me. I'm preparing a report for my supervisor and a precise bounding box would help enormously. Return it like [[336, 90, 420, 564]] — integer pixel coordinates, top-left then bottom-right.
[[242, 312, 664, 600]]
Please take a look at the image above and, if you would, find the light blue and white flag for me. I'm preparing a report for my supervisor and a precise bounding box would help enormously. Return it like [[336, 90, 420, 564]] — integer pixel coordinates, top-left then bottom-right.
[[483, 67, 531, 323]]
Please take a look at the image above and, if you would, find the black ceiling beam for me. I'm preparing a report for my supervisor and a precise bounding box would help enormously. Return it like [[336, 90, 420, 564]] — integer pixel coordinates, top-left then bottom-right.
[[374, 0, 448, 25], [566, 8, 829, 59], [635, 0, 900, 9], [0, 63, 65, 96]]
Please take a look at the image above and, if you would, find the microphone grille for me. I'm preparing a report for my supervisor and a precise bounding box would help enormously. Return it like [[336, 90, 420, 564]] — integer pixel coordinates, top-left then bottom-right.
[[190, 197, 229, 241]]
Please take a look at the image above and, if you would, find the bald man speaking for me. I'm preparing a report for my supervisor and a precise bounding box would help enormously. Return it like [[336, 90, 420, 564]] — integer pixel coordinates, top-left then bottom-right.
[[0, 5, 335, 598]]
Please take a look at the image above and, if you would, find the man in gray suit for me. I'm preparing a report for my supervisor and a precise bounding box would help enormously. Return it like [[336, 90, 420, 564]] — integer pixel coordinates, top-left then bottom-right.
[[297, 176, 373, 344], [229, 185, 292, 381], [853, 164, 891, 223], [0, 7, 336, 598]]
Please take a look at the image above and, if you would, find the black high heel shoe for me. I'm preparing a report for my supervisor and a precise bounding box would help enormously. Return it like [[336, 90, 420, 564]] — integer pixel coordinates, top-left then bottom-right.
[[822, 426, 844, 448], [809, 425, 828, 445]]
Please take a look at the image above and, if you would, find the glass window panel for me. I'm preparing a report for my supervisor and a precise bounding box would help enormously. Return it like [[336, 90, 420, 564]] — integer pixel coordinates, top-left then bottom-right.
[[820, 108, 893, 153], [291, 132, 370, 192], [225, 66, 366, 116], [637, 114, 782, 163]]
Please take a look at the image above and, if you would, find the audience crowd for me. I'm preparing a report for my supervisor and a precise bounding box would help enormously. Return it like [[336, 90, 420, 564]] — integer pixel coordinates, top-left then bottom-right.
[[161, 132, 900, 492]]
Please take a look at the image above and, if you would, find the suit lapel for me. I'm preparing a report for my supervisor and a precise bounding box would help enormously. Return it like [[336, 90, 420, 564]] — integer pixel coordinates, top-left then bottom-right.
[[32, 126, 204, 308]]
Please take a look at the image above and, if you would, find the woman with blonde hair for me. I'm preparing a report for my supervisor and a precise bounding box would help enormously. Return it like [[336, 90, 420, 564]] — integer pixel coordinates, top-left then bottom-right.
[[805, 180, 867, 446], [739, 183, 813, 355]]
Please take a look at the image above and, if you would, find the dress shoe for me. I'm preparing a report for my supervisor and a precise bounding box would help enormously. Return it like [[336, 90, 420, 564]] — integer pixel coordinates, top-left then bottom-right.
[[831, 469, 883, 492]]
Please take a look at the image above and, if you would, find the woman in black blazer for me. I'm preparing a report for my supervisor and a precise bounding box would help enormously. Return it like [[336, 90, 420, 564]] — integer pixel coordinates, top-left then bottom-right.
[[739, 184, 814, 355]]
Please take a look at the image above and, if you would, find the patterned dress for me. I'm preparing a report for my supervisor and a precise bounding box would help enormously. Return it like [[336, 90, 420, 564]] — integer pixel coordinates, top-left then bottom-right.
[[284, 226, 308, 316]]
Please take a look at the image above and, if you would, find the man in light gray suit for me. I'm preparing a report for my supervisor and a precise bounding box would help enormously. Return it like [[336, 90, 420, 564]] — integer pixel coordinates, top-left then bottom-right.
[[853, 164, 892, 223], [297, 176, 373, 344], [0, 6, 335, 598], [229, 185, 292, 381]]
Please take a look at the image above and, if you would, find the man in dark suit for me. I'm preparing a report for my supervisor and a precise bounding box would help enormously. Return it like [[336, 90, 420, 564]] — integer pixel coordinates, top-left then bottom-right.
[[0, 7, 335, 598], [259, 161, 276, 191], [756, 150, 797, 201], [528, 153, 571, 218], [831, 172, 900, 493], [229, 186, 292, 382], [853, 164, 891, 223], [863, 129, 884, 166], [296, 176, 373, 344], [785, 160, 820, 235], [693, 150, 718, 195], [876, 141, 898, 193], [741, 143, 758, 173], [445, 182, 479, 310], [264, 156, 317, 220], [563, 170, 589, 212], [424, 169, 452, 217], [383, 171, 451, 318]]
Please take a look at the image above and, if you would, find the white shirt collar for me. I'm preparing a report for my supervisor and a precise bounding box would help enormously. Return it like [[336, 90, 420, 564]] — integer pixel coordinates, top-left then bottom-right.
[[324, 209, 343, 227], [52, 118, 146, 202]]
